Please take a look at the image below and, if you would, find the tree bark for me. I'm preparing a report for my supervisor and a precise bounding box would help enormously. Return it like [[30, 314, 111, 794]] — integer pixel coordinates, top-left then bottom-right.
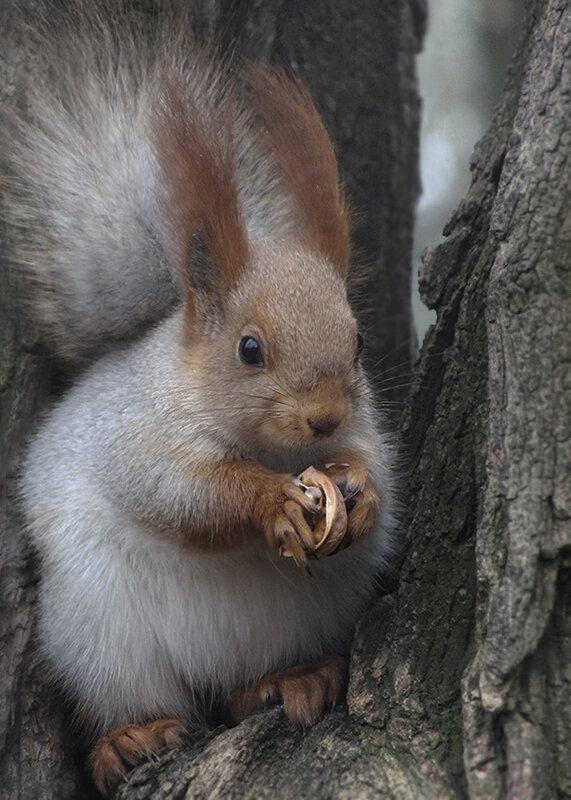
[[2, 0, 569, 799]]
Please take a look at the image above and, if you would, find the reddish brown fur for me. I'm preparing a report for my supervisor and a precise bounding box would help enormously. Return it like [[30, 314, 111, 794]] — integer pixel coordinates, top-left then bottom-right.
[[131, 458, 320, 564], [90, 717, 186, 796], [229, 654, 349, 726], [294, 376, 350, 438], [245, 65, 350, 274], [128, 448, 379, 561], [317, 454, 381, 541], [153, 80, 249, 335]]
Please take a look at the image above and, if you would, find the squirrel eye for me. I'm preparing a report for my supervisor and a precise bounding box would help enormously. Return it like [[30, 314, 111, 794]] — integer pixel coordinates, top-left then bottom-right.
[[356, 332, 365, 359], [239, 335, 265, 367]]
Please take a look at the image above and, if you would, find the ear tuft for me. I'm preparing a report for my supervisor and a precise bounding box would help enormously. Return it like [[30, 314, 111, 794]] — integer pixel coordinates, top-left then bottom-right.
[[153, 77, 249, 332], [244, 64, 350, 276]]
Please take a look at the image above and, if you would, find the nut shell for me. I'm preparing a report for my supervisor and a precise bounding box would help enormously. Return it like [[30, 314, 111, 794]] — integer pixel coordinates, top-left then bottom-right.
[[279, 466, 348, 559]]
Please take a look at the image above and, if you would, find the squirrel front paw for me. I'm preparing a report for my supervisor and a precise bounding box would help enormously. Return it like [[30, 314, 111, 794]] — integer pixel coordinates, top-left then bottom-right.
[[318, 462, 380, 541], [253, 476, 322, 566]]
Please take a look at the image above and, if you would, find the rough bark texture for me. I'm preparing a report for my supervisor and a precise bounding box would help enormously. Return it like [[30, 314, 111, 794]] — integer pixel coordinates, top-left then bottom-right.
[[2, 0, 569, 799]]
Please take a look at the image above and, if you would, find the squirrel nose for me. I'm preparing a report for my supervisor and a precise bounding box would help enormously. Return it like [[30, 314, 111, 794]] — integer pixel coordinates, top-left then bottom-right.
[[307, 415, 341, 439]]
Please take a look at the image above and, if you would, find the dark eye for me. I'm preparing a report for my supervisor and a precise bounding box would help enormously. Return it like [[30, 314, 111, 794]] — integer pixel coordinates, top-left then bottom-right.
[[239, 335, 265, 367], [356, 332, 364, 359]]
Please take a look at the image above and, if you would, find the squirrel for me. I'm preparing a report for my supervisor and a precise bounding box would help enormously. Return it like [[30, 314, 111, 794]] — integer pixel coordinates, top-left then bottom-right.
[[3, 2, 398, 795]]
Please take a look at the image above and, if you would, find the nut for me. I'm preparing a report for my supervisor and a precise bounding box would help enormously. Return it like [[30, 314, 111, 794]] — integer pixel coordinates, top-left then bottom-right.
[[281, 466, 348, 558]]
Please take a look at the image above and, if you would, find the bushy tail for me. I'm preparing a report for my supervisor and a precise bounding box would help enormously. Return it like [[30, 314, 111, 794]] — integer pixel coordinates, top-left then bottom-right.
[[1, 3, 188, 364], [1, 1, 350, 366]]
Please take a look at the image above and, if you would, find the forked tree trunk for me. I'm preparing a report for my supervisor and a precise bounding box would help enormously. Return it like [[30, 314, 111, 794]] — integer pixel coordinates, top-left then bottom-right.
[[1, 0, 569, 799]]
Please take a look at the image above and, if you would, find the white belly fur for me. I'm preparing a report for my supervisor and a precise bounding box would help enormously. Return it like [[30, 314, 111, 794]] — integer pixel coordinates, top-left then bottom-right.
[[34, 483, 388, 733]]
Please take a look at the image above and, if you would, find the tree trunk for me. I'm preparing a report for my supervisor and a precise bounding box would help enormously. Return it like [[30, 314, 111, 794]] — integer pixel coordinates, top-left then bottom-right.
[[2, 1, 569, 799]]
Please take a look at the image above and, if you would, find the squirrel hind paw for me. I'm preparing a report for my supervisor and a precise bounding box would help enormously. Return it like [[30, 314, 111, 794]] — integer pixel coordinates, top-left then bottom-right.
[[228, 654, 349, 728], [89, 717, 187, 796]]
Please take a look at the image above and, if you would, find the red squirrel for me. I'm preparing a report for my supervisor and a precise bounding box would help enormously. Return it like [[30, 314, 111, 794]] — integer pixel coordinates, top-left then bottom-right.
[[4, 3, 398, 794]]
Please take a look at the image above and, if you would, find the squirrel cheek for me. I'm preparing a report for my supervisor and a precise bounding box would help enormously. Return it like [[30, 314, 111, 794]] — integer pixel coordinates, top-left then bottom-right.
[[254, 406, 310, 449], [259, 412, 298, 444]]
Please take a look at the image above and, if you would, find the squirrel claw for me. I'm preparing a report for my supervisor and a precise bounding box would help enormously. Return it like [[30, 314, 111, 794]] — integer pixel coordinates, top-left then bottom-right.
[[89, 717, 187, 796], [228, 654, 349, 727], [316, 462, 380, 541]]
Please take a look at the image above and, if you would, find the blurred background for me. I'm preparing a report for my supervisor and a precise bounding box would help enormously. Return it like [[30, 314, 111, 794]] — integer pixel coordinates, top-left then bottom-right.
[[413, 0, 524, 339]]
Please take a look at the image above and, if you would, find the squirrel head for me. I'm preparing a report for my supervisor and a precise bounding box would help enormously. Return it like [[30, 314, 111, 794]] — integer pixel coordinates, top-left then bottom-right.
[[154, 64, 363, 455], [190, 238, 362, 455]]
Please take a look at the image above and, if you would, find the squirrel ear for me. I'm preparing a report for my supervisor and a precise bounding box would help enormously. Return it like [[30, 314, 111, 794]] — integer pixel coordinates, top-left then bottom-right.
[[153, 78, 250, 335], [182, 226, 229, 320], [244, 64, 350, 276]]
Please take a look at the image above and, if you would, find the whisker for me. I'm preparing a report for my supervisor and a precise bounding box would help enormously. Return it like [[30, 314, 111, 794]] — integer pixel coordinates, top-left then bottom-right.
[[376, 381, 416, 394], [242, 392, 294, 409], [366, 347, 446, 376], [363, 340, 413, 369], [264, 374, 294, 399]]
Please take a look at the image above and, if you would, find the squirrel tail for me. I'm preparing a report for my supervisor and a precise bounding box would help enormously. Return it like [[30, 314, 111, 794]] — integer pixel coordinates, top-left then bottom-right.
[[1, 3, 350, 366], [1, 4, 189, 364]]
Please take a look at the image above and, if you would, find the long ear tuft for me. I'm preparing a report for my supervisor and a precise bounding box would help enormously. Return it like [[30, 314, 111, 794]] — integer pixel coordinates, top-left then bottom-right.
[[244, 65, 350, 276], [153, 77, 249, 331]]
